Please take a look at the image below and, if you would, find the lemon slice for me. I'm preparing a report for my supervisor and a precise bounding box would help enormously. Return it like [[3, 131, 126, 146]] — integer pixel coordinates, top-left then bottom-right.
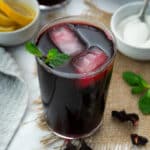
[[0, 10, 17, 26], [0, 26, 17, 32], [0, 0, 35, 26]]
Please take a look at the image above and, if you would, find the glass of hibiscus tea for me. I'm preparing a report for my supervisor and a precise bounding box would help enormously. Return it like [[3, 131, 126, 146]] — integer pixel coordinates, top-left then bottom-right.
[[35, 16, 116, 139]]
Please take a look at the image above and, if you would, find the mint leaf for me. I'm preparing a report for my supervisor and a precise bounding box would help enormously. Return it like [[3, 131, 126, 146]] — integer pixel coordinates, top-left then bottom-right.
[[132, 86, 145, 94], [140, 79, 150, 89], [25, 42, 70, 68], [47, 48, 58, 58], [56, 53, 70, 61], [25, 42, 42, 57], [123, 71, 150, 89], [45, 48, 58, 63], [139, 90, 150, 114], [122, 71, 142, 86], [46, 51, 70, 67], [48, 59, 60, 68]]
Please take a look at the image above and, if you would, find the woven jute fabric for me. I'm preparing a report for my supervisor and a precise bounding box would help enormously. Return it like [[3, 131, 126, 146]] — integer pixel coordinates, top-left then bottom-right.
[[37, 1, 150, 149], [83, 1, 150, 149], [89, 53, 150, 150]]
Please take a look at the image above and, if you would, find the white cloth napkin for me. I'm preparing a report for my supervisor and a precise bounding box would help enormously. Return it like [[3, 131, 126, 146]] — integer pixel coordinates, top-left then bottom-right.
[[0, 47, 28, 150]]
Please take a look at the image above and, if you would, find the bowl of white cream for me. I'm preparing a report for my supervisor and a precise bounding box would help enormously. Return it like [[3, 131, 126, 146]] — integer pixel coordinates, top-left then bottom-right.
[[111, 1, 150, 60]]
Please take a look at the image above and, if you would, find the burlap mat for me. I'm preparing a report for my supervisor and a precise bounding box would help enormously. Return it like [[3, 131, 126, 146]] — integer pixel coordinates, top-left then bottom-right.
[[90, 52, 150, 150], [83, 1, 150, 149], [35, 1, 150, 149]]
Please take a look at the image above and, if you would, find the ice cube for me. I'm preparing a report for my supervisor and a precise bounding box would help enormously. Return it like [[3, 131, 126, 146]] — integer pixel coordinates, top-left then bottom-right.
[[73, 47, 108, 73], [49, 25, 85, 56]]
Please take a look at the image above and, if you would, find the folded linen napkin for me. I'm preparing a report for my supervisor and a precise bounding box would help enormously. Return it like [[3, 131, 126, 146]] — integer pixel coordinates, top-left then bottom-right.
[[0, 47, 28, 150]]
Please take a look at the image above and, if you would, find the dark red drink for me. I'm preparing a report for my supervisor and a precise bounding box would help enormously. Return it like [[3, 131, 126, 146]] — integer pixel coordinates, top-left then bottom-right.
[[36, 16, 116, 139], [37, 0, 69, 10], [37, 0, 66, 6]]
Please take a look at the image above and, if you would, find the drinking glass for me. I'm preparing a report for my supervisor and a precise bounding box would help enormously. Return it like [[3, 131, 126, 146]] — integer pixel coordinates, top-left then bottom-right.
[[35, 16, 116, 139]]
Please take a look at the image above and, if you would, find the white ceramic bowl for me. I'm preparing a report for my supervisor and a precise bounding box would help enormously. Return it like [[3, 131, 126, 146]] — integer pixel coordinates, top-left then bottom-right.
[[94, 0, 141, 13], [0, 0, 40, 46], [111, 1, 150, 60]]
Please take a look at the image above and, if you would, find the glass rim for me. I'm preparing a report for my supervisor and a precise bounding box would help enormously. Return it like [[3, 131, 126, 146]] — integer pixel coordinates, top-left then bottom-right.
[[35, 15, 117, 79]]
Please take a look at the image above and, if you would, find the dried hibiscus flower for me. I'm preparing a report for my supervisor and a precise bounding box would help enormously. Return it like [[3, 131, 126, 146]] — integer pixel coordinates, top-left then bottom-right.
[[64, 141, 77, 150], [79, 139, 92, 150], [131, 134, 148, 146], [112, 110, 139, 126]]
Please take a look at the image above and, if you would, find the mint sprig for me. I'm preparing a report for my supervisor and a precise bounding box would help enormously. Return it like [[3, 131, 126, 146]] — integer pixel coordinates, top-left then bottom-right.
[[123, 71, 150, 114], [25, 42, 70, 68]]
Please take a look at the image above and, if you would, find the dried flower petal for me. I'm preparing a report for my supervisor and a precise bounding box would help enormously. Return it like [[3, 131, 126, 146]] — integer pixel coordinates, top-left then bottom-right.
[[131, 134, 148, 146], [64, 141, 77, 150], [112, 110, 128, 122], [112, 110, 139, 126], [79, 139, 92, 150], [127, 113, 139, 126]]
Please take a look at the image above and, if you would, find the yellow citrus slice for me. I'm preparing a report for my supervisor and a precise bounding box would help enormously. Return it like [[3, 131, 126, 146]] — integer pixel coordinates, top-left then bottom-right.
[[0, 10, 17, 26], [0, 0, 35, 26], [0, 25, 17, 32]]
